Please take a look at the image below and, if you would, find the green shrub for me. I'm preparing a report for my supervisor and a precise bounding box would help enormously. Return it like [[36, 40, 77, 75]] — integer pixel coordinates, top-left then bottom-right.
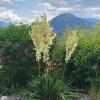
[[24, 74, 71, 100], [0, 25, 37, 89], [90, 78, 100, 100]]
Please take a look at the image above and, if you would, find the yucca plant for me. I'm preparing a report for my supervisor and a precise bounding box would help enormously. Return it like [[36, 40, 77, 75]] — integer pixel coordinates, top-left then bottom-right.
[[29, 14, 56, 62], [65, 30, 78, 63], [24, 74, 71, 100], [28, 15, 78, 100], [29, 14, 56, 76]]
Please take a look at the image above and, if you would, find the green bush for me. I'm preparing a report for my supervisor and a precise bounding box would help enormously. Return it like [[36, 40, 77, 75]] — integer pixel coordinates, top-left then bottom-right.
[[52, 27, 100, 89], [0, 24, 100, 95], [0, 25, 37, 91], [67, 31, 100, 88], [90, 76, 100, 100], [24, 74, 71, 100]]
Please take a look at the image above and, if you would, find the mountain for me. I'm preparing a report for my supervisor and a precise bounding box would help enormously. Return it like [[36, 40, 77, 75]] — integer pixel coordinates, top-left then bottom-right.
[[0, 13, 100, 33], [50, 13, 100, 34], [85, 18, 100, 24], [0, 20, 9, 28]]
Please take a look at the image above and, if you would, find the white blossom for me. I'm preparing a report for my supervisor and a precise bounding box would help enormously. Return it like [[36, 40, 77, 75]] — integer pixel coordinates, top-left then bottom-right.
[[65, 30, 78, 63], [29, 15, 56, 62]]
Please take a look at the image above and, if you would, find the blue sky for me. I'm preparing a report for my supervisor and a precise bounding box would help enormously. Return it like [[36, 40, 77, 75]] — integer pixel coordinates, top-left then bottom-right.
[[0, 0, 100, 24]]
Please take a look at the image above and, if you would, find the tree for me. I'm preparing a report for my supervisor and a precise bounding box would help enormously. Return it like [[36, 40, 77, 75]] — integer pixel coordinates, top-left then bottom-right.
[[0, 25, 37, 92]]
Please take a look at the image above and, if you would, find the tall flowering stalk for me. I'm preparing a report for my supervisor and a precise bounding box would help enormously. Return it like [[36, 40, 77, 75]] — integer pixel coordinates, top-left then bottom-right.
[[63, 30, 78, 78], [65, 30, 78, 63], [29, 14, 56, 75], [29, 15, 56, 62], [40, 15, 56, 62]]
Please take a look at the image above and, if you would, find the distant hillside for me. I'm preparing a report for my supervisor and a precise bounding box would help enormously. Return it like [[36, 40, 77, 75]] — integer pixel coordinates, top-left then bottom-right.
[[50, 13, 100, 34], [0, 13, 100, 35], [85, 18, 100, 24], [0, 20, 9, 28]]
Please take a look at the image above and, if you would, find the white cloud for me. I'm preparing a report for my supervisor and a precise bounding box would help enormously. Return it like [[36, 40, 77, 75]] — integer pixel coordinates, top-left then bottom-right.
[[0, 0, 100, 24], [1, 0, 11, 3], [83, 7, 100, 18], [31, 0, 100, 20], [0, 0, 23, 6], [0, 8, 32, 24], [57, 7, 73, 12], [84, 7, 100, 12], [0, 0, 33, 24], [31, 1, 77, 20], [0, 0, 27, 24], [0, 10, 21, 23]]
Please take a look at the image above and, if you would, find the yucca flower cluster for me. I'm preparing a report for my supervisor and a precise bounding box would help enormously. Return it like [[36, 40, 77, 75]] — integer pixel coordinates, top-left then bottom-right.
[[29, 15, 56, 62], [65, 30, 78, 63]]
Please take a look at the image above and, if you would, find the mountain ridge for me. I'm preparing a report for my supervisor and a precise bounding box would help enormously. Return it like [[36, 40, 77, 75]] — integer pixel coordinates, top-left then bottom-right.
[[0, 13, 100, 34], [50, 13, 100, 34], [0, 20, 9, 28]]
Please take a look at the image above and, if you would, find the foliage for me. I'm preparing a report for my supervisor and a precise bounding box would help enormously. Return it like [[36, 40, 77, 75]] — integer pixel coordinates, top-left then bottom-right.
[[90, 76, 100, 100], [0, 19, 100, 98], [90, 63, 100, 100], [24, 74, 71, 100], [0, 25, 37, 92], [27, 18, 78, 99], [64, 27, 100, 88], [52, 27, 100, 89]]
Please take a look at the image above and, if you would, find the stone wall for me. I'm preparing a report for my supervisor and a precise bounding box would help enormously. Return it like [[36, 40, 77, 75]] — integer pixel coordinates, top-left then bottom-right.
[[0, 95, 24, 100]]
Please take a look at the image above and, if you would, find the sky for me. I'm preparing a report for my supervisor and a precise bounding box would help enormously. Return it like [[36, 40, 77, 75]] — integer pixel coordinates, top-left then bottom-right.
[[0, 0, 100, 24]]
